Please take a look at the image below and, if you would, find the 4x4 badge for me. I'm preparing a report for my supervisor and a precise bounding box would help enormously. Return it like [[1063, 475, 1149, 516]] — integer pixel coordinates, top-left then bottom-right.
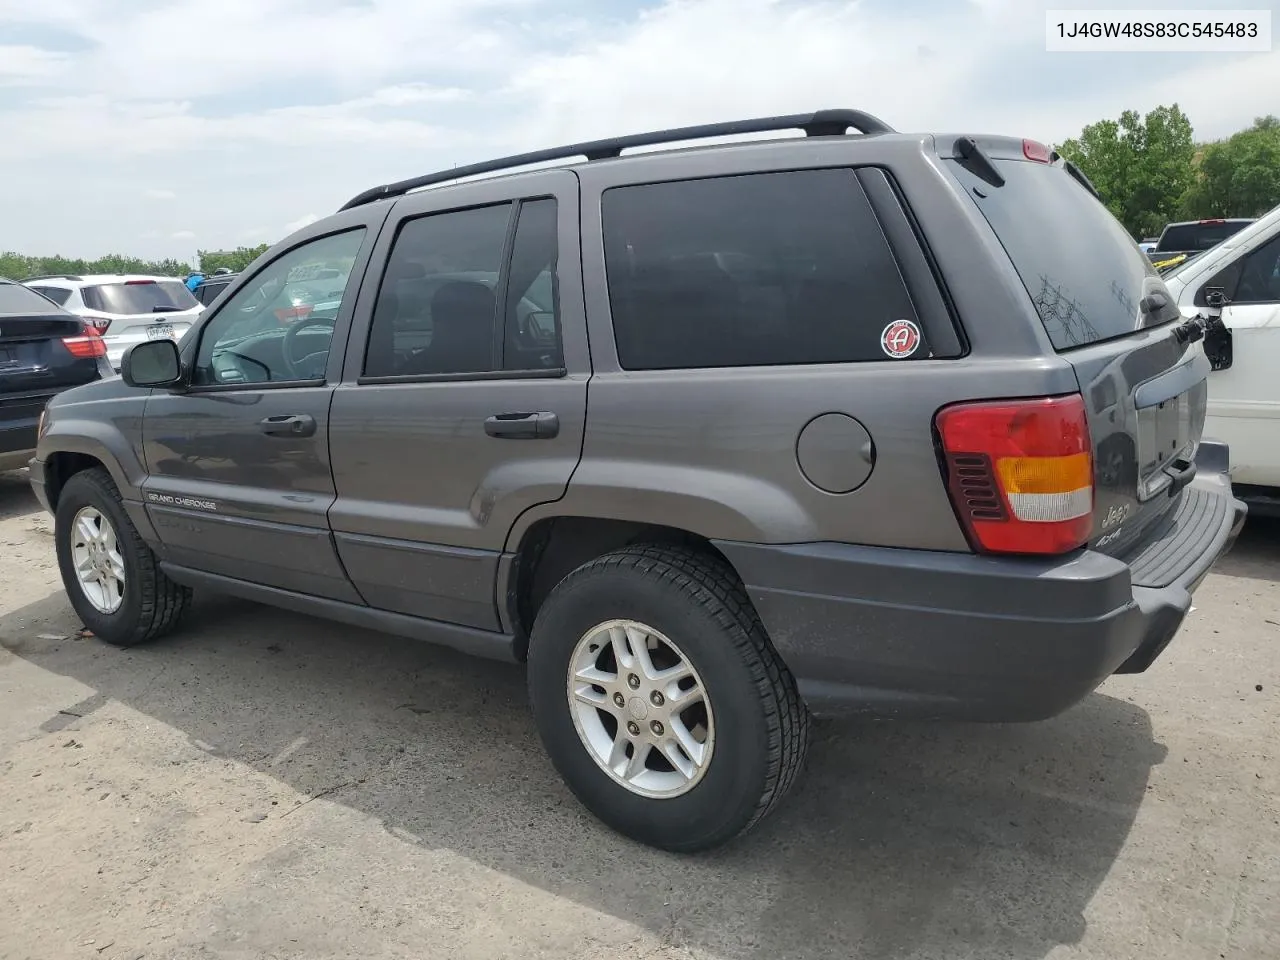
[[881, 319, 921, 359]]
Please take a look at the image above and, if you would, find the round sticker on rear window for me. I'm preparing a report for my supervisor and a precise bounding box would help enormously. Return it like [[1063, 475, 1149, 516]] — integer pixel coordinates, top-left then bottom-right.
[[880, 319, 921, 359]]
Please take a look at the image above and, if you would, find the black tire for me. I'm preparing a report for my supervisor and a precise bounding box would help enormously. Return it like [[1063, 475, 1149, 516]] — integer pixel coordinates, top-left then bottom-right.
[[526, 544, 810, 852], [54, 467, 191, 647]]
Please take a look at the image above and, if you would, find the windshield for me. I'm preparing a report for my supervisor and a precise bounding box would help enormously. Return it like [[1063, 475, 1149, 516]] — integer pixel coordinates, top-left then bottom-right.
[[82, 280, 198, 315], [946, 157, 1178, 351]]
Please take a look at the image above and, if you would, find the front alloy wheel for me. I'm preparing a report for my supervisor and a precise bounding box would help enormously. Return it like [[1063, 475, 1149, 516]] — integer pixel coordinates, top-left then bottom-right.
[[69, 505, 126, 614]]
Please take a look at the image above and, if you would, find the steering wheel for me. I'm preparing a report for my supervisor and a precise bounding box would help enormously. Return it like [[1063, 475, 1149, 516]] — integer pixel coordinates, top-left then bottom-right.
[[281, 314, 336, 379]]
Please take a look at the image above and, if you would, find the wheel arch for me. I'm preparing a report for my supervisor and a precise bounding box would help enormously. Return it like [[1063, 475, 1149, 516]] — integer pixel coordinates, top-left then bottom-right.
[[503, 515, 742, 661]]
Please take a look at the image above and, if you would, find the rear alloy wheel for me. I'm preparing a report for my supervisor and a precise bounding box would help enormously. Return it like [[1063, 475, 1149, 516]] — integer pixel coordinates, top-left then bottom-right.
[[528, 544, 810, 852], [567, 618, 715, 799]]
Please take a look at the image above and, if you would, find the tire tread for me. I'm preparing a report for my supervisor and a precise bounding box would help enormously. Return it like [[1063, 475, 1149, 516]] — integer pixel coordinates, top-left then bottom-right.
[[552, 542, 810, 843]]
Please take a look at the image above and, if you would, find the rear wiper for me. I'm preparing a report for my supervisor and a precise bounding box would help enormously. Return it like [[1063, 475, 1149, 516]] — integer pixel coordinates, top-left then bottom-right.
[[151, 305, 181, 313]]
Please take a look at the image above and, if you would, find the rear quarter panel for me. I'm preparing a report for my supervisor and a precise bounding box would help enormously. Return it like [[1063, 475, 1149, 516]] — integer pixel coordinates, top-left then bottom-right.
[[509, 135, 1082, 552]]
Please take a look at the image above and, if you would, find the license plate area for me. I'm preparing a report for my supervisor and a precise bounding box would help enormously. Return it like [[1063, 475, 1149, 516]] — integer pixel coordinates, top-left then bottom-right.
[[146, 323, 175, 341], [1135, 386, 1205, 501]]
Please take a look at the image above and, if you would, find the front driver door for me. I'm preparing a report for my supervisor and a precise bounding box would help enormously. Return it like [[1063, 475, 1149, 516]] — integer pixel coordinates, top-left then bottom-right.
[[141, 211, 386, 600]]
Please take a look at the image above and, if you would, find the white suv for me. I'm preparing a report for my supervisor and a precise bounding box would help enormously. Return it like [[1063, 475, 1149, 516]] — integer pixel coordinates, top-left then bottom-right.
[[23, 274, 203, 371]]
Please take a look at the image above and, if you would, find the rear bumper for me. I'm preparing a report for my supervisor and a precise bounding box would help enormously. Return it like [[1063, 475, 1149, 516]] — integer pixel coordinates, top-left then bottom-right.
[[714, 443, 1247, 722]]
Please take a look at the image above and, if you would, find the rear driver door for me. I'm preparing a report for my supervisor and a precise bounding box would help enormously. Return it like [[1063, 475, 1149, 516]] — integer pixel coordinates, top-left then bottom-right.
[[327, 170, 588, 631]]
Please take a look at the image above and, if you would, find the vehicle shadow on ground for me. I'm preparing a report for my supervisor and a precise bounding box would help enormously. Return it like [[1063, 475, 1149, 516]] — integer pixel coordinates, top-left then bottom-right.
[[2, 587, 1166, 960], [1215, 515, 1280, 584], [0, 469, 38, 521]]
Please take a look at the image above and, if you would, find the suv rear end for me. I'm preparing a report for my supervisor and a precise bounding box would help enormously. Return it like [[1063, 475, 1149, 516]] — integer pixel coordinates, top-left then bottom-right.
[[23, 275, 202, 371], [623, 132, 1248, 721], [0, 279, 111, 472]]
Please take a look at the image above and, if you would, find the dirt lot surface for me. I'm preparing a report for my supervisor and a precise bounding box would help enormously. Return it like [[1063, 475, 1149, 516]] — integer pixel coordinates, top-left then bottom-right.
[[0, 468, 1276, 960]]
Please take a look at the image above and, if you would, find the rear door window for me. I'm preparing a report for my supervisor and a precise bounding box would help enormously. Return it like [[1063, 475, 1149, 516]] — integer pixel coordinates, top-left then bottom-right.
[[82, 280, 199, 315], [946, 158, 1179, 351], [601, 169, 940, 370]]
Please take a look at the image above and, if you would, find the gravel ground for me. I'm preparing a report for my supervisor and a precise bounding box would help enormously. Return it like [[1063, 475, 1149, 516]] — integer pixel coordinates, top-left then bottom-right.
[[0, 468, 1276, 960]]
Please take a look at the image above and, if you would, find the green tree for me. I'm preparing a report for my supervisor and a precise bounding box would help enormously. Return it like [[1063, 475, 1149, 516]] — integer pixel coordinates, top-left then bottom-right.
[[197, 244, 270, 273], [1056, 104, 1197, 239], [1180, 116, 1280, 219], [0, 251, 193, 281]]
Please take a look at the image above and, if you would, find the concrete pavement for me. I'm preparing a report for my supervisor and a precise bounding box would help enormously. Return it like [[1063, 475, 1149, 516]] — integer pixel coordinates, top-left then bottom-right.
[[1, 469, 1276, 960]]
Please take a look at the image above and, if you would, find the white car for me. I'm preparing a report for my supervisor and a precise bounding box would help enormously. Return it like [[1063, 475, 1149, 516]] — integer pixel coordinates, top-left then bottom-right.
[[1162, 202, 1280, 511], [22, 274, 203, 371]]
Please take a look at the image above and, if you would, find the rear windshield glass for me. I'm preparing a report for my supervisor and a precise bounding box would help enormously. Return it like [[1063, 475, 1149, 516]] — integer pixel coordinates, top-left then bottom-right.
[[1158, 221, 1250, 252], [0, 282, 63, 315], [82, 280, 198, 315], [946, 158, 1175, 351]]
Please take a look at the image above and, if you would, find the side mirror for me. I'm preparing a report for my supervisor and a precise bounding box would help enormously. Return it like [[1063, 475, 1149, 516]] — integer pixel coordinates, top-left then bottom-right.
[[121, 339, 184, 388]]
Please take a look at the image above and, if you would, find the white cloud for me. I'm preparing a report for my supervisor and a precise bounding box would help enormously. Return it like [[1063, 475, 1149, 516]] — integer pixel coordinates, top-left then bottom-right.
[[0, 45, 69, 85], [282, 214, 320, 234], [0, 0, 1276, 260]]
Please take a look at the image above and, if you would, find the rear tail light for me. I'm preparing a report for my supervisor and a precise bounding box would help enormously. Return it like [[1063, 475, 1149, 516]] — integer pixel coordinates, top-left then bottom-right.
[[124, 279, 156, 285], [81, 315, 112, 334], [1198, 219, 1226, 225], [935, 394, 1093, 555], [62, 327, 109, 359], [275, 304, 314, 325]]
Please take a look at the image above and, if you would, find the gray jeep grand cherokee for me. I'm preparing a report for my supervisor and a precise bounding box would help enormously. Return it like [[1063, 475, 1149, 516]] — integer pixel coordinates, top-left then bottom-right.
[[30, 110, 1246, 852]]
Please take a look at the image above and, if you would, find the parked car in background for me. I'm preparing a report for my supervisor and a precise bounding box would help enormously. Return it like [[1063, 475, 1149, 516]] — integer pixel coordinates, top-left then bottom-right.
[[1139, 237, 1159, 254], [22, 274, 202, 371], [1147, 218, 1254, 272], [30, 110, 1245, 852], [1162, 202, 1280, 515], [0, 278, 112, 472], [193, 270, 237, 308]]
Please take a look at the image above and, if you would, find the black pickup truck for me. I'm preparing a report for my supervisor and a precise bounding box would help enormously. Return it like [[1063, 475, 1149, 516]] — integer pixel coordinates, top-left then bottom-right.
[[1147, 218, 1253, 272]]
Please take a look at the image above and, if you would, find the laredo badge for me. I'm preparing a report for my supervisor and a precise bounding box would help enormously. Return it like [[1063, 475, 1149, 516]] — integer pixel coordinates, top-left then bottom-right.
[[880, 319, 921, 359]]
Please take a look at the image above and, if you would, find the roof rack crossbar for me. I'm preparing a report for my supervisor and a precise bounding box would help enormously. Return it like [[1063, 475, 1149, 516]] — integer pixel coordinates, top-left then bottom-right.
[[338, 108, 894, 211]]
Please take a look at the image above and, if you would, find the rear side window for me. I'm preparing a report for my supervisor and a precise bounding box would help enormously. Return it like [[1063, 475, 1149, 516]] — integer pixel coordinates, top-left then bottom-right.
[[82, 280, 198, 315], [0, 282, 63, 315], [602, 169, 929, 370], [362, 198, 562, 379], [947, 158, 1177, 351], [28, 285, 72, 306]]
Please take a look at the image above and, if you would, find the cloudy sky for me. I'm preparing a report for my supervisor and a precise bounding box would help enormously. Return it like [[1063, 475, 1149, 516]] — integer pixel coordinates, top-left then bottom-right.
[[1, 0, 1277, 262]]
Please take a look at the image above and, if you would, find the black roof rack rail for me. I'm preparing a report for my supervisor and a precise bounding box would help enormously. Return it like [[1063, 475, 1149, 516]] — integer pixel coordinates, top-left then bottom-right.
[[20, 274, 83, 283], [338, 108, 895, 211]]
